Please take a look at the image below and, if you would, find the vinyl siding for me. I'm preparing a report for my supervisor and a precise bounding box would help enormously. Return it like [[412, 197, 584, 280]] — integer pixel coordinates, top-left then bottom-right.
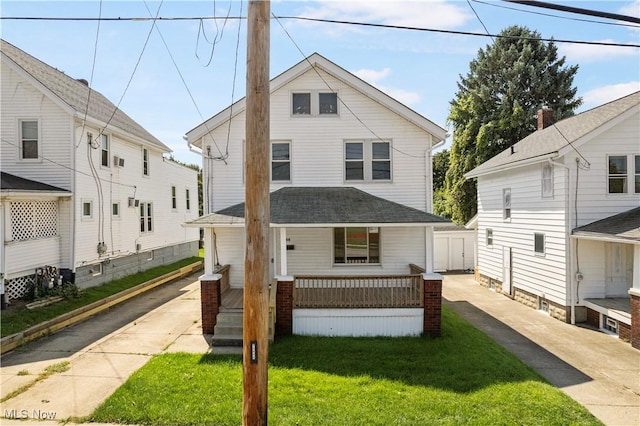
[[202, 67, 433, 214]]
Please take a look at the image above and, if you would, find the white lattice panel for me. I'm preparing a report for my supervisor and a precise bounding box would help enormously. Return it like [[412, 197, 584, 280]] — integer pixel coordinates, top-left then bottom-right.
[[10, 201, 58, 241], [5, 275, 33, 301]]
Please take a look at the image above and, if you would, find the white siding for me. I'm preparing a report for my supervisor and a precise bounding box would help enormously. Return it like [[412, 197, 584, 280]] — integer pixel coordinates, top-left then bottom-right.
[[477, 162, 569, 304], [0, 62, 73, 190], [574, 239, 606, 299], [293, 308, 423, 336], [5, 237, 61, 278], [434, 230, 475, 271], [202, 68, 433, 213]]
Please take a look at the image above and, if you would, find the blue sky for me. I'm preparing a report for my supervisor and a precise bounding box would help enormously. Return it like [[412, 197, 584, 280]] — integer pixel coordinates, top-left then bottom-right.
[[2, 1, 639, 164]]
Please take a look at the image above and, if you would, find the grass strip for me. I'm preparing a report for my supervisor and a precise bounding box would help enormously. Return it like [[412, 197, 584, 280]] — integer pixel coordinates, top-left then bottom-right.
[[1, 257, 201, 337], [1, 361, 70, 403], [91, 307, 601, 425]]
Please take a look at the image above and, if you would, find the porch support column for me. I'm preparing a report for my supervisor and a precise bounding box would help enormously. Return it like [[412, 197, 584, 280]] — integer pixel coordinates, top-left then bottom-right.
[[633, 245, 640, 291], [275, 275, 294, 336], [422, 272, 443, 337], [630, 246, 640, 350], [425, 226, 435, 274], [279, 227, 288, 276], [200, 273, 222, 334], [203, 228, 215, 275]]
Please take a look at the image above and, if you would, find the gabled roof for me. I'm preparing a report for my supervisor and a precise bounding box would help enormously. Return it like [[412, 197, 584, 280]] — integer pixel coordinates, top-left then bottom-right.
[[185, 187, 450, 227], [1, 172, 71, 195], [186, 53, 447, 144], [0, 39, 170, 152], [572, 207, 640, 243], [466, 91, 640, 178]]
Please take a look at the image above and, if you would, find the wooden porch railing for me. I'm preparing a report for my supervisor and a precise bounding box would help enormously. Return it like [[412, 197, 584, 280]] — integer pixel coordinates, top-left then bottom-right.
[[294, 275, 423, 309]]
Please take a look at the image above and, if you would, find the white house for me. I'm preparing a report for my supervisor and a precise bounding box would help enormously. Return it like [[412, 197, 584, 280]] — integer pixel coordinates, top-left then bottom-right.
[[466, 91, 640, 348], [0, 39, 200, 306], [184, 53, 449, 338]]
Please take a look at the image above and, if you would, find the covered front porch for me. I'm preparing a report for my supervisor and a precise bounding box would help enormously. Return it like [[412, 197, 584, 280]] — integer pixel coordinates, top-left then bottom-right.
[[185, 187, 450, 338]]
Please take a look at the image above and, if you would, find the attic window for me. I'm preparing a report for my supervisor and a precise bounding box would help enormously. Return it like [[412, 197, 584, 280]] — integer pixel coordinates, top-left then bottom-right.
[[292, 93, 310, 115], [319, 92, 337, 114], [292, 91, 338, 116]]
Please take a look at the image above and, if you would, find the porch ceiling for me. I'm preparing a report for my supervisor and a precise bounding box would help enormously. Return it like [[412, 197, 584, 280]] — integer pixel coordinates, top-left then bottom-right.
[[184, 187, 450, 228]]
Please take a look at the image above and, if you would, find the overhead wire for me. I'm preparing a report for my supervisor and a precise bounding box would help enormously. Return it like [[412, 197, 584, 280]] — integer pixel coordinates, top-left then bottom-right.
[[195, 0, 233, 67], [224, 0, 243, 159], [142, 0, 227, 163]]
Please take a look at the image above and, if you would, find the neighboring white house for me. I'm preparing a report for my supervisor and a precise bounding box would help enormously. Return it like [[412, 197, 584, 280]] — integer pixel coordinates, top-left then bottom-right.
[[185, 53, 449, 337], [434, 225, 475, 272], [0, 39, 200, 305], [466, 91, 640, 348]]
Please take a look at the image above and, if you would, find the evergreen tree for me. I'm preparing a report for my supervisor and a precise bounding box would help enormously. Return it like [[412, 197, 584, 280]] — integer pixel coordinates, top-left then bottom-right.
[[445, 25, 582, 224]]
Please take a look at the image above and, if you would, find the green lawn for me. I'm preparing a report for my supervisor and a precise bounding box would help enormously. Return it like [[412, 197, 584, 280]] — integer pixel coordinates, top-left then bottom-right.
[[1, 257, 201, 338], [90, 307, 600, 426]]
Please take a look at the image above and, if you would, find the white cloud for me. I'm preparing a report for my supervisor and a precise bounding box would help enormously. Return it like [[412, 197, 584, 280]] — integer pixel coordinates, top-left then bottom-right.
[[351, 66, 420, 105], [559, 40, 639, 63], [299, 0, 471, 30], [618, 0, 640, 18], [352, 67, 391, 83], [582, 82, 640, 108]]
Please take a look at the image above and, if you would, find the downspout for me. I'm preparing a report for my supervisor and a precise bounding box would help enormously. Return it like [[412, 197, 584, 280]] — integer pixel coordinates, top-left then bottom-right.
[[70, 120, 78, 277], [549, 158, 575, 324]]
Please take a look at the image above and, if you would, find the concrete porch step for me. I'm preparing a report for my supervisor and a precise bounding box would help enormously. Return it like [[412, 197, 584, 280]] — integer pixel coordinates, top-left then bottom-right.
[[213, 311, 243, 347]]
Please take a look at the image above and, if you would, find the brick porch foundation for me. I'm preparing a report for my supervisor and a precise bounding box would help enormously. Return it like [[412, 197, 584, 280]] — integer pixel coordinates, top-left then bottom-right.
[[630, 290, 640, 350], [275, 278, 293, 337], [423, 274, 443, 337], [200, 274, 222, 334]]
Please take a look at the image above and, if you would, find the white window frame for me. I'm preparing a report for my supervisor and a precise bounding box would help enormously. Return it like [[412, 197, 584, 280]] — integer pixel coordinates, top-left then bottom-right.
[[503, 188, 511, 221], [112, 202, 120, 218], [82, 199, 93, 220], [186, 188, 191, 211], [333, 226, 381, 265], [101, 133, 110, 168], [271, 141, 291, 182], [541, 163, 553, 198], [140, 202, 153, 234], [344, 139, 392, 182], [18, 118, 40, 161], [291, 91, 339, 117], [171, 185, 177, 211], [486, 228, 493, 247], [534, 232, 545, 255], [142, 147, 150, 177], [89, 263, 103, 276]]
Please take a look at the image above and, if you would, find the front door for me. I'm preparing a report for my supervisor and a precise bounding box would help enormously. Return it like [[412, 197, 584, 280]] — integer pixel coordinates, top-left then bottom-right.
[[606, 243, 632, 296], [451, 238, 464, 270], [502, 246, 512, 295]]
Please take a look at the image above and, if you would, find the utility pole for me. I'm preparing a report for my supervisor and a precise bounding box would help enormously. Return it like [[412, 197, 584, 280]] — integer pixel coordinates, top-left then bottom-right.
[[243, 1, 270, 425]]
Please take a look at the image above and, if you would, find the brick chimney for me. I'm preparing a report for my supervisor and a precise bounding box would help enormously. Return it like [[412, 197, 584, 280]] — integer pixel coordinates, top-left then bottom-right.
[[537, 107, 554, 130]]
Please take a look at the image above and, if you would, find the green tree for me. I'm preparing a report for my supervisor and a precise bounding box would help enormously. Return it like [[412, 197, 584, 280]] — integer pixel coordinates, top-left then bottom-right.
[[445, 25, 582, 224], [432, 149, 451, 219]]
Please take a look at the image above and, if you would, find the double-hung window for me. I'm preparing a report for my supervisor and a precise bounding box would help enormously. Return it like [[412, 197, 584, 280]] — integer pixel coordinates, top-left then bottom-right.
[[186, 189, 191, 211], [271, 141, 291, 182], [345, 140, 391, 182], [542, 163, 553, 198], [503, 188, 511, 220], [142, 148, 149, 176], [19, 119, 39, 160], [101, 134, 110, 167], [635, 155, 640, 194], [608, 155, 627, 193], [171, 186, 177, 210], [334, 227, 380, 264], [140, 202, 153, 233], [534, 233, 545, 254], [486, 229, 493, 246]]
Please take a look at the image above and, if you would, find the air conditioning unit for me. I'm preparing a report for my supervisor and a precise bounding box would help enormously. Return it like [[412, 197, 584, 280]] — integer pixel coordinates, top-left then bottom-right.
[[113, 156, 125, 167], [128, 197, 140, 208]]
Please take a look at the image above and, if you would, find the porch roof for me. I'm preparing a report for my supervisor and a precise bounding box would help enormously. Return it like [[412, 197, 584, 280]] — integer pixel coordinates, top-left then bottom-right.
[[572, 207, 640, 243], [1, 172, 71, 196], [185, 187, 450, 228]]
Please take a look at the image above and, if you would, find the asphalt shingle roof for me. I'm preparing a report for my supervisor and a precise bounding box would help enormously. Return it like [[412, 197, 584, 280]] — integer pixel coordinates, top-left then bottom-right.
[[572, 207, 640, 242], [1, 172, 70, 193], [468, 91, 640, 177], [187, 187, 450, 226], [1, 39, 170, 152]]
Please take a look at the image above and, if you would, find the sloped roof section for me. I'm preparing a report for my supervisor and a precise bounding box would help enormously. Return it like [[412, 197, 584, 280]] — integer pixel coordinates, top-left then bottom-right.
[[186, 187, 450, 227], [572, 207, 640, 242], [467, 91, 640, 177], [1, 39, 170, 152], [1, 172, 70, 194], [186, 53, 447, 144]]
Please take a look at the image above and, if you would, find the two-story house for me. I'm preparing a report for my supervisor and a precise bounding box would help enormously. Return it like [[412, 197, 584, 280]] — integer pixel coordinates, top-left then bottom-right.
[[185, 53, 449, 338], [466, 91, 640, 349], [0, 39, 200, 307]]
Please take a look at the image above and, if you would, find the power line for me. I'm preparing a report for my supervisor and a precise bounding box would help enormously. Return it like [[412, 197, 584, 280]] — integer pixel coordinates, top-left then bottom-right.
[[472, 0, 640, 28], [2, 15, 639, 48], [504, 0, 640, 25]]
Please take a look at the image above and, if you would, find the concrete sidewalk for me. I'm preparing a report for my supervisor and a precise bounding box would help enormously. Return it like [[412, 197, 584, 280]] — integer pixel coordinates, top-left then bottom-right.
[[1, 272, 213, 424], [443, 274, 640, 426]]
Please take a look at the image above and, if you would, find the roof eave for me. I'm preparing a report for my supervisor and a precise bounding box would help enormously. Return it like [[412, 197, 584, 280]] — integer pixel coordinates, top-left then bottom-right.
[[571, 232, 640, 245], [465, 152, 558, 179]]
